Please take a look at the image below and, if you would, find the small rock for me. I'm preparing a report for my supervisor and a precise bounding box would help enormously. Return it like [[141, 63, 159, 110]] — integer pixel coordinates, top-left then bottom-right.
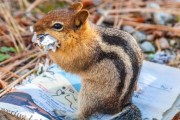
[[147, 2, 160, 9], [170, 38, 180, 49], [146, 2, 174, 25], [153, 13, 174, 25], [169, 54, 180, 68], [151, 51, 176, 64], [122, 25, 135, 34], [18, 69, 30, 76], [147, 34, 155, 41], [177, 41, 180, 49], [133, 31, 147, 43], [93, 0, 102, 5], [148, 54, 155, 59], [170, 39, 177, 46], [140, 41, 155, 52], [143, 2, 160, 20], [158, 38, 170, 49]]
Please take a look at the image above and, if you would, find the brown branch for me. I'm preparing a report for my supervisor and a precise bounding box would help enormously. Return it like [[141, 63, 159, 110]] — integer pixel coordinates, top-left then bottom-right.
[[0, 68, 35, 97], [26, 0, 44, 12], [0, 68, 20, 78], [0, 49, 39, 66], [110, 8, 180, 16]]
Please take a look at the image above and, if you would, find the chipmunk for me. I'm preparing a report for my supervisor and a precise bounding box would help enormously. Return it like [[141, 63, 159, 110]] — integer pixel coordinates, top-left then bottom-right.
[[33, 2, 143, 120]]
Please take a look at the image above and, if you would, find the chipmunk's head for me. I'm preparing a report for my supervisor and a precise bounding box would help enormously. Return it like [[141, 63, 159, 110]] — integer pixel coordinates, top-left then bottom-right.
[[32, 2, 89, 52]]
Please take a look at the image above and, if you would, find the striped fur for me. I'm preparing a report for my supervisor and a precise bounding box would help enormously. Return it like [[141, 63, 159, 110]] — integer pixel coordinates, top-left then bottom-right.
[[96, 26, 143, 107], [97, 36, 133, 105], [75, 25, 143, 118], [33, 3, 143, 119]]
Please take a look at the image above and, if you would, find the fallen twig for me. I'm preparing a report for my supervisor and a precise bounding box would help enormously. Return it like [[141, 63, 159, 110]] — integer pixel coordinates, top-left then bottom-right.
[[110, 8, 180, 16], [0, 68, 35, 97], [0, 49, 39, 66], [26, 0, 44, 13]]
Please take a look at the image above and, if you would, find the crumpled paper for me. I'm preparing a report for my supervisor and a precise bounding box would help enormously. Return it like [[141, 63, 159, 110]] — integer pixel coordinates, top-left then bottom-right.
[[31, 26, 59, 52]]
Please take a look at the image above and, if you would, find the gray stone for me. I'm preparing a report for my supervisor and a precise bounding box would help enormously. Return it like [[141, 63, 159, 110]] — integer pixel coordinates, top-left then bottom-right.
[[93, 0, 101, 5], [122, 25, 135, 34], [146, 2, 174, 25], [147, 2, 160, 9], [140, 41, 155, 52], [151, 51, 176, 64], [18, 69, 30, 76], [147, 34, 155, 41], [170, 39, 176, 46], [153, 13, 174, 25], [133, 31, 147, 42], [158, 38, 170, 49], [170, 38, 180, 47]]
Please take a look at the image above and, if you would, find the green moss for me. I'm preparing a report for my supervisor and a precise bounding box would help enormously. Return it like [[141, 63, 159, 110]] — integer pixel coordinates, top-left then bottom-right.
[[0, 54, 10, 62], [176, 16, 180, 22], [0, 46, 16, 53]]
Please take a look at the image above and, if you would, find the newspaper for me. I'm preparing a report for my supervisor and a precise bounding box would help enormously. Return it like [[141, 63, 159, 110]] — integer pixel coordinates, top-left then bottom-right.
[[0, 61, 179, 120], [133, 61, 180, 120]]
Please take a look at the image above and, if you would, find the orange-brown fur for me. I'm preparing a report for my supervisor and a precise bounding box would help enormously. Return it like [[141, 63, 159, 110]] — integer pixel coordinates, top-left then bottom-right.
[[34, 8, 98, 74], [34, 2, 143, 120], [49, 24, 98, 73]]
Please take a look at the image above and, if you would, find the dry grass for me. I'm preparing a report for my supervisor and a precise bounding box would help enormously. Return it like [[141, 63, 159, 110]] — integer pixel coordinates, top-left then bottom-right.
[[0, 0, 43, 96]]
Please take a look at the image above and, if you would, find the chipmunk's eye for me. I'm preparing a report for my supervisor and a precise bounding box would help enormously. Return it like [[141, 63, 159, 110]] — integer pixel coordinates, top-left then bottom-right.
[[52, 23, 63, 31]]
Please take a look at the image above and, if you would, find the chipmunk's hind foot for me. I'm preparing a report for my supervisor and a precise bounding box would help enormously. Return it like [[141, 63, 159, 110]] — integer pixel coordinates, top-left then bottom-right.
[[111, 104, 142, 120]]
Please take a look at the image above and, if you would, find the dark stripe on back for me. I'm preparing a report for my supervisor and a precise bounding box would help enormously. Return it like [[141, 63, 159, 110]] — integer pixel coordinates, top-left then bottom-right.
[[97, 50, 126, 92], [102, 33, 140, 105]]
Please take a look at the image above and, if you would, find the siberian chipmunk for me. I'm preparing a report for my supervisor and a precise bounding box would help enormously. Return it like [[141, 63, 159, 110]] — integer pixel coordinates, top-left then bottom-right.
[[33, 2, 143, 120]]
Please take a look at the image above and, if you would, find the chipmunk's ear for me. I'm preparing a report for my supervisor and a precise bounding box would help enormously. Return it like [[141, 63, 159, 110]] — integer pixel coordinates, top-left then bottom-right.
[[74, 10, 89, 29], [69, 2, 83, 11]]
